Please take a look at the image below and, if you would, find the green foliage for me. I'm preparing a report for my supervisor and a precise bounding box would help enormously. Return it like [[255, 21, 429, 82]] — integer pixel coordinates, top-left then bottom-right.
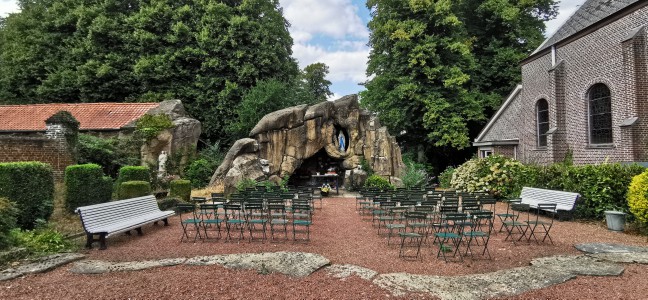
[[135, 114, 174, 141], [118, 181, 152, 200], [451, 155, 524, 198], [10, 226, 76, 254], [0, 162, 54, 229], [359, 158, 374, 177], [364, 175, 394, 191], [169, 179, 191, 202], [0, 0, 300, 144], [301, 62, 333, 102], [361, 0, 556, 171], [628, 171, 648, 226], [77, 134, 141, 177], [0, 198, 18, 249], [118, 166, 151, 183], [64, 164, 113, 213], [184, 159, 213, 189], [236, 178, 258, 192], [438, 166, 455, 188], [401, 162, 429, 189], [226, 77, 323, 139]]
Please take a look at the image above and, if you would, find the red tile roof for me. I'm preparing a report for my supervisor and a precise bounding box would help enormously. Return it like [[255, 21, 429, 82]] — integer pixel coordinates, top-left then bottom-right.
[[0, 103, 160, 131]]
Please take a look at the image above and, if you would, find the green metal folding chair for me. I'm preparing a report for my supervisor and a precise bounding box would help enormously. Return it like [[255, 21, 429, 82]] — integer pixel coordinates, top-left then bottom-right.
[[199, 203, 223, 240], [399, 211, 427, 260], [177, 203, 202, 242], [268, 203, 289, 241], [502, 203, 530, 245], [526, 203, 557, 244], [462, 211, 493, 259], [224, 203, 246, 242], [245, 202, 267, 243], [292, 203, 312, 241]]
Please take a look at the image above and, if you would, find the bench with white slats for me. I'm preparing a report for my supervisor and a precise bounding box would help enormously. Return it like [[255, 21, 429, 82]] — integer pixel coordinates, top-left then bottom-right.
[[520, 187, 580, 219], [76, 195, 174, 250]]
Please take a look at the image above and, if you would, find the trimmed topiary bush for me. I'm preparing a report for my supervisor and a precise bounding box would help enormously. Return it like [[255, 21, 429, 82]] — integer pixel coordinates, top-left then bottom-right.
[[118, 166, 151, 183], [64, 164, 113, 213], [0, 162, 54, 229], [364, 175, 394, 191], [169, 179, 191, 202], [628, 170, 648, 226], [118, 181, 151, 199], [0, 197, 18, 249]]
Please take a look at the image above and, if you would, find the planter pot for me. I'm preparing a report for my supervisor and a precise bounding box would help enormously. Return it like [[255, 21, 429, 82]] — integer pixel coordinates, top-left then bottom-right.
[[604, 211, 626, 232]]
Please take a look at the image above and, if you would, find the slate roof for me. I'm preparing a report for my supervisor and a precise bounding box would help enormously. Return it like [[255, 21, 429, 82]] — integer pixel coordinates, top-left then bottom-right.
[[0, 103, 160, 131], [532, 0, 640, 55]]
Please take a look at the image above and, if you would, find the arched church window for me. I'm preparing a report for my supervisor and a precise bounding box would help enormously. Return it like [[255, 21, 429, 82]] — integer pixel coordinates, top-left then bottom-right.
[[536, 99, 549, 148], [588, 83, 612, 144]]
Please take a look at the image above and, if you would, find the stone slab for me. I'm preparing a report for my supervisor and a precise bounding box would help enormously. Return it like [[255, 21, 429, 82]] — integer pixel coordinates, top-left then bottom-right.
[[589, 252, 648, 264], [69, 258, 187, 274], [575, 243, 648, 254], [326, 264, 378, 280], [0, 253, 85, 281], [186, 251, 330, 277]]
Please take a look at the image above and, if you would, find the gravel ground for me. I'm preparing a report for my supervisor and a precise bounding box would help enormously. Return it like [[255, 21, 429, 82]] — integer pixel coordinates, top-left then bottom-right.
[[1, 197, 646, 299]]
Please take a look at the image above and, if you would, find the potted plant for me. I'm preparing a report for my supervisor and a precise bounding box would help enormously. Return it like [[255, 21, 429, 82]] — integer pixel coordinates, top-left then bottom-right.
[[320, 183, 331, 197], [603, 206, 626, 232]]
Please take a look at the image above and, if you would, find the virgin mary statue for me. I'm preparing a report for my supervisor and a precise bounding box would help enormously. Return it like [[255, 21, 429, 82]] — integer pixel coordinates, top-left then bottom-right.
[[338, 131, 346, 152]]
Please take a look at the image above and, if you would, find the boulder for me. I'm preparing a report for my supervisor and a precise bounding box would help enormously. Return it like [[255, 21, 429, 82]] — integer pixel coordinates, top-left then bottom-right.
[[223, 154, 265, 194], [210, 138, 258, 184], [249, 105, 308, 136]]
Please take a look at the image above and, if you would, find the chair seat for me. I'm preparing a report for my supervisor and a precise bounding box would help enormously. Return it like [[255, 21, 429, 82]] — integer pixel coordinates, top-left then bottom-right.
[[399, 232, 422, 238], [182, 219, 201, 224], [503, 221, 527, 226], [293, 220, 312, 226], [386, 224, 405, 229], [435, 232, 460, 239], [203, 219, 223, 224], [463, 231, 488, 237], [271, 219, 288, 225], [227, 219, 245, 224], [526, 220, 551, 225], [249, 219, 267, 224]]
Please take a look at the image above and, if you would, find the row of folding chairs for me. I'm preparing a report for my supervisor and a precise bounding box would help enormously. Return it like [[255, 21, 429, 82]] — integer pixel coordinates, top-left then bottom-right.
[[177, 200, 314, 243], [497, 199, 557, 245]]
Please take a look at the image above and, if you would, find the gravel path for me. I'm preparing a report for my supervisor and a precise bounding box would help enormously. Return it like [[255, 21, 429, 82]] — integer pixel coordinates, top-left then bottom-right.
[[1, 197, 647, 299]]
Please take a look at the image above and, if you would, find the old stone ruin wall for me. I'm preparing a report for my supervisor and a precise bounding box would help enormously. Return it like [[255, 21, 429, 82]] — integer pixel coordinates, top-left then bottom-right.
[[211, 95, 405, 193]]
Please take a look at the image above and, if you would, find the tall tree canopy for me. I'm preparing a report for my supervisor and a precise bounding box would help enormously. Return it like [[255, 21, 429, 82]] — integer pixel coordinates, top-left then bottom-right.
[[361, 0, 556, 168], [0, 0, 299, 143]]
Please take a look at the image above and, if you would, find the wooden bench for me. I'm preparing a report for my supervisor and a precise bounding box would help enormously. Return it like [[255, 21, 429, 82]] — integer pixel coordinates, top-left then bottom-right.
[[519, 187, 580, 220], [76, 195, 174, 250]]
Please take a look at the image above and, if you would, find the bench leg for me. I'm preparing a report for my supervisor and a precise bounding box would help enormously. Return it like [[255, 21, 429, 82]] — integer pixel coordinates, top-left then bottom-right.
[[135, 227, 143, 236], [85, 233, 94, 249], [163, 218, 169, 226], [99, 233, 108, 250]]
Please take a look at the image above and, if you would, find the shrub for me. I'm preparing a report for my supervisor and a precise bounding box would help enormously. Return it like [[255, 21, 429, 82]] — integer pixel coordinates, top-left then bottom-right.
[[0, 198, 18, 249], [236, 178, 258, 192], [118, 166, 151, 183], [628, 171, 648, 226], [359, 158, 374, 176], [118, 181, 152, 199], [157, 197, 185, 211], [365, 175, 394, 191], [184, 159, 213, 188], [77, 134, 141, 177], [0, 162, 55, 229], [169, 179, 191, 202], [64, 164, 113, 213], [10, 226, 76, 254], [438, 166, 455, 188], [451, 155, 524, 198], [401, 162, 428, 189], [135, 114, 175, 141]]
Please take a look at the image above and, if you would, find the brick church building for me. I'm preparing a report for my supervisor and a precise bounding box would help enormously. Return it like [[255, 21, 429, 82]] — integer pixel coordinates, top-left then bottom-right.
[[474, 0, 647, 165]]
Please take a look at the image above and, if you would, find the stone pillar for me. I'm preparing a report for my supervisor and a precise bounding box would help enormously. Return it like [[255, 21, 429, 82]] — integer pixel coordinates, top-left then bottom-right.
[[45, 111, 79, 180]]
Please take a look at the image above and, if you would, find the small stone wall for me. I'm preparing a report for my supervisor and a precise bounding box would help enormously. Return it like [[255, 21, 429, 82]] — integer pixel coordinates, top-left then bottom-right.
[[0, 134, 74, 181]]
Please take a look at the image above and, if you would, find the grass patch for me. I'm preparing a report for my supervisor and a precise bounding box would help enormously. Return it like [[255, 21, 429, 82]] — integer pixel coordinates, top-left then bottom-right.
[[49, 183, 83, 237]]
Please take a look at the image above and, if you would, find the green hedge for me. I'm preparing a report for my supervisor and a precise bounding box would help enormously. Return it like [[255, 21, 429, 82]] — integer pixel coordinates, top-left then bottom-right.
[[0, 198, 18, 249], [169, 179, 191, 202], [118, 166, 150, 183], [118, 181, 151, 199], [450, 156, 645, 220], [64, 164, 113, 213], [0, 162, 54, 229], [184, 159, 213, 188]]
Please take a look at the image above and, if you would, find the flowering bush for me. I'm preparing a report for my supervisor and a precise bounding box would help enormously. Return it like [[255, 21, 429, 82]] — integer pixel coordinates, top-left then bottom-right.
[[628, 170, 648, 226], [450, 155, 524, 198]]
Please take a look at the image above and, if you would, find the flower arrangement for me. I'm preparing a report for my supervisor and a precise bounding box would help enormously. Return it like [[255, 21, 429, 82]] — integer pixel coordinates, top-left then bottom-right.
[[320, 183, 332, 193]]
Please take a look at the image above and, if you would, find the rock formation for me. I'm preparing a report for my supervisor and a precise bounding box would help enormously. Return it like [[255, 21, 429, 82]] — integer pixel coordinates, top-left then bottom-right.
[[138, 100, 202, 172], [211, 95, 405, 193]]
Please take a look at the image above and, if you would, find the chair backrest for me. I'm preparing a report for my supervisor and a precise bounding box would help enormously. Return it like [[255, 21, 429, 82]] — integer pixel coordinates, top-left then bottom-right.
[[439, 204, 459, 213], [177, 203, 198, 220], [192, 197, 207, 202], [380, 201, 397, 208]]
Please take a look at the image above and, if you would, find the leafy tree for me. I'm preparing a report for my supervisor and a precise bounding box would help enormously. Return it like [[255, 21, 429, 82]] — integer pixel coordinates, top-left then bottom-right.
[[361, 0, 556, 172], [0, 0, 299, 144], [301, 62, 333, 102], [227, 77, 324, 139]]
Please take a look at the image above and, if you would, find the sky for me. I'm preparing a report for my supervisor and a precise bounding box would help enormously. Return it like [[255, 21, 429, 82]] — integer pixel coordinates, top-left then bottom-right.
[[0, 0, 587, 99]]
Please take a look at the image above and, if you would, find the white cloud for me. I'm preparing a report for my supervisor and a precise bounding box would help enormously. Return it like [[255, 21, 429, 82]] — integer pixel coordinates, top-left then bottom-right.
[[280, 0, 368, 41], [292, 43, 368, 83], [545, 0, 587, 37], [0, 0, 20, 17]]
